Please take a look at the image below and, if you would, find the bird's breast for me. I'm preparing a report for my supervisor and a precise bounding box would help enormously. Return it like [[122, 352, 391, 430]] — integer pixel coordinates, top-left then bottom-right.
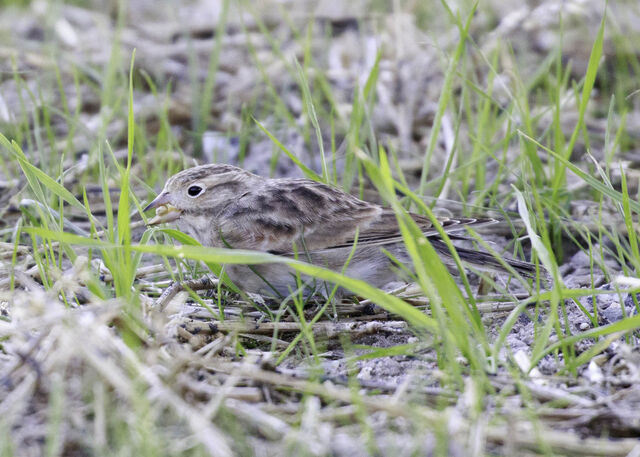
[[176, 214, 221, 247]]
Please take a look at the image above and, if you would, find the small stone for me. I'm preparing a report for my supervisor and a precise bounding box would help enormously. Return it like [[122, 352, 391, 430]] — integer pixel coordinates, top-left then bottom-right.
[[624, 293, 640, 308], [600, 305, 623, 323]]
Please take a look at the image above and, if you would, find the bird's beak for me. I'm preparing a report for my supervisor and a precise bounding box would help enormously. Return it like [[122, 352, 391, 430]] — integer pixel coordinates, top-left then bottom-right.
[[143, 192, 182, 225]]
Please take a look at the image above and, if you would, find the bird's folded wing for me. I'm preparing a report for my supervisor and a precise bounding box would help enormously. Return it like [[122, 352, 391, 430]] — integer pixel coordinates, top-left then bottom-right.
[[323, 211, 497, 250], [217, 178, 497, 253], [216, 179, 381, 252]]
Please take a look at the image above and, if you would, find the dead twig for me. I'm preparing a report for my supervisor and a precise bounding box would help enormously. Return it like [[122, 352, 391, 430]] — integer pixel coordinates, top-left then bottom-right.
[[183, 319, 408, 338], [154, 276, 218, 310]]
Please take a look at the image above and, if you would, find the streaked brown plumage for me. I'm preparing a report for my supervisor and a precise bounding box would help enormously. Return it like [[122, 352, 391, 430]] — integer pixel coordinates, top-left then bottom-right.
[[145, 164, 536, 297]]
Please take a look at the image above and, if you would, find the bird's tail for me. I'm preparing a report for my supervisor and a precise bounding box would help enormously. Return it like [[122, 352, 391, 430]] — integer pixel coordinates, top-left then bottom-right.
[[430, 240, 540, 279]]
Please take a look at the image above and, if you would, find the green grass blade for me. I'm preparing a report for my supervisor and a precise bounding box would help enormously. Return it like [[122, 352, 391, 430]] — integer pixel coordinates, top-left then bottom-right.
[[418, 3, 477, 195], [519, 131, 640, 213], [254, 118, 323, 182], [1, 134, 87, 214], [294, 59, 328, 180], [551, 9, 605, 195], [157, 228, 240, 294]]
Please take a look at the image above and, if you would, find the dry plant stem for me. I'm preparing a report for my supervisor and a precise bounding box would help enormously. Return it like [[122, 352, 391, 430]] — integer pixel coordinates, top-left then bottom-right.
[[0, 264, 42, 290], [207, 360, 639, 456], [154, 276, 218, 310], [238, 333, 290, 349], [0, 242, 29, 259], [523, 382, 596, 408], [0, 301, 121, 338], [355, 297, 533, 316], [223, 398, 291, 440], [74, 314, 234, 456], [184, 319, 408, 337], [357, 283, 536, 315], [101, 263, 167, 282], [485, 426, 638, 457]]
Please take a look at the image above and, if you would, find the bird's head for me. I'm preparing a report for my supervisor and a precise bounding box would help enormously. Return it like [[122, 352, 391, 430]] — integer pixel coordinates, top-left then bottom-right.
[[144, 164, 257, 225]]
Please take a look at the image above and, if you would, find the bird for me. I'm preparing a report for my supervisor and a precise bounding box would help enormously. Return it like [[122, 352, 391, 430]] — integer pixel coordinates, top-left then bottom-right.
[[144, 164, 537, 298]]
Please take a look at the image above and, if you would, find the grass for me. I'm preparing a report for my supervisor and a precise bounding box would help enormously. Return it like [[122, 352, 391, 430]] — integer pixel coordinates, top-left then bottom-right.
[[2, 0, 640, 455]]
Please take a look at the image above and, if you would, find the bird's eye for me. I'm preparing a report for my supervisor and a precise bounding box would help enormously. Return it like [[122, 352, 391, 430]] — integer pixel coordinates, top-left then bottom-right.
[[187, 185, 204, 197]]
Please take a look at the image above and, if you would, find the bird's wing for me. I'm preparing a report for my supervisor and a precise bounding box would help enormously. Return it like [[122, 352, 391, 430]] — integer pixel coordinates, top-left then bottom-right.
[[216, 179, 382, 252], [325, 210, 497, 250], [217, 178, 496, 253]]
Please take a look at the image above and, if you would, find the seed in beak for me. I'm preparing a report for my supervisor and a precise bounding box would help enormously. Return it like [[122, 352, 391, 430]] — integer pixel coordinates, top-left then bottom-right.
[[147, 204, 182, 225]]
